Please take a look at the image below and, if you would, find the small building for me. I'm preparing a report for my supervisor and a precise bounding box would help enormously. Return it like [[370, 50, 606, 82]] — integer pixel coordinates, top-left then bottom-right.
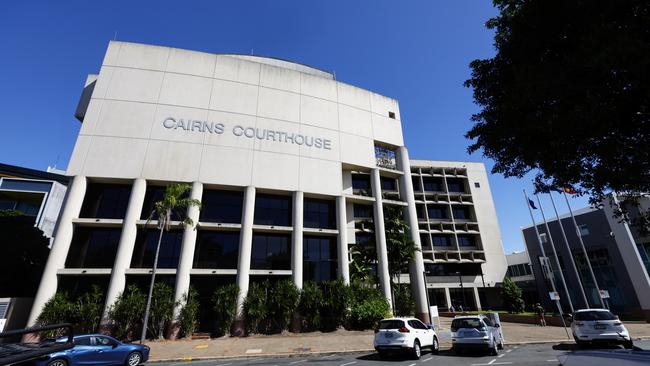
[[505, 250, 539, 308]]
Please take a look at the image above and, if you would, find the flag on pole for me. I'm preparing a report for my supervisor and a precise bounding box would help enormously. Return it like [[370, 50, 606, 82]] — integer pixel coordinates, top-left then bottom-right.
[[528, 198, 537, 209], [563, 187, 577, 195]]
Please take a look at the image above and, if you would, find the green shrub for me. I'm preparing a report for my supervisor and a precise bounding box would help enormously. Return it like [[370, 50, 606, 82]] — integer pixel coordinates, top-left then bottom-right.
[[109, 285, 146, 340], [393, 284, 415, 317], [244, 281, 269, 334], [75, 285, 104, 333], [212, 283, 239, 336], [502, 277, 525, 313], [178, 288, 200, 338], [268, 279, 300, 332], [348, 282, 390, 330], [147, 282, 175, 339], [298, 281, 323, 331], [37, 292, 76, 337], [320, 278, 351, 331]]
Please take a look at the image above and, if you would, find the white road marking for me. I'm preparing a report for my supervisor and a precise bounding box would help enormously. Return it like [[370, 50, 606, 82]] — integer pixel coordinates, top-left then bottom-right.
[[514, 346, 519, 349], [245, 348, 262, 354], [498, 354, 505, 358], [506, 349, 512, 353], [547, 360, 558, 362], [422, 356, 433, 362], [214, 364, 232, 366], [340, 362, 357, 366], [471, 363, 512, 366], [289, 360, 307, 364], [408, 364, 416, 366], [321, 354, 335, 359]]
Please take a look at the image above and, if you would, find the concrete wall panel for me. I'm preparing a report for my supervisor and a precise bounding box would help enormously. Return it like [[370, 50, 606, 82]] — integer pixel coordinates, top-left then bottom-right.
[[299, 157, 341, 196], [82, 136, 148, 178], [338, 105, 373, 137], [257, 87, 300, 123], [252, 150, 299, 191], [214, 55, 261, 85], [166, 48, 216, 78], [105, 67, 164, 103], [141, 140, 203, 182], [209, 79, 259, 115], [199, 145, 254, 186], [260, 64, 301, 93], [300, 95, 338, 130], [113, 42, 169, 71], [159, 73, 213, 109]]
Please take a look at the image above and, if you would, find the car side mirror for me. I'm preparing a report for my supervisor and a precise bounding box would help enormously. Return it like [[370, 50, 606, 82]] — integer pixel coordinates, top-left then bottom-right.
[[427, 324, 434, 330], [494, 324, 500, 328]]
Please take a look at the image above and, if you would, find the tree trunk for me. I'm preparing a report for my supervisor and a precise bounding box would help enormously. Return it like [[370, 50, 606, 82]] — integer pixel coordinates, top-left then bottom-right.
[[140, 213, 167, 344]]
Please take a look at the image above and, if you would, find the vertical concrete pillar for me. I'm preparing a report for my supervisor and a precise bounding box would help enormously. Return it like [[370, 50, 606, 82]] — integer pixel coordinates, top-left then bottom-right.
[[371, 169, 393, 309], [27, 175, 87, 327], [444, 287, 452, 311], [102, 178, 146, 325], [336, 196, 350, 284], [292, 191, 304, 289], [397, 147, 429, 322], [169, 181, 203, 339], [473, 287, 482, 311], [233, 186, 256, 335]]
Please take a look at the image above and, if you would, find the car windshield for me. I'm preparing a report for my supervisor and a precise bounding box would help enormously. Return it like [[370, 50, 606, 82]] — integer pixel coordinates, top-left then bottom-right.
[[451, 318, 482, 330], [574, 311, 617, 321], [379, 320, 405, 329]]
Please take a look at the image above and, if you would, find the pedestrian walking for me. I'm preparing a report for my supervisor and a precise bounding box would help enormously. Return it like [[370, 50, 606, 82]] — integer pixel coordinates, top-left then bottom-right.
[[535, 303, 546, 326]]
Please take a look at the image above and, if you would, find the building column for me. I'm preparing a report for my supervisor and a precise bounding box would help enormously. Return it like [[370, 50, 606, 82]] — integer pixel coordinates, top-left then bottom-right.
[[169, 181, 202, 339], [233, 186, 255, 335], [603, 195, 650, 322], [444, 287, 452, 311], [396, 146, 429, 322], [292, 191, 304, 289], [27, 175, 87, 328], [371, 168, 393, 309], [473, 287, 482, 311], [336, 196, 350, 284], [102, 178, 146, 326]]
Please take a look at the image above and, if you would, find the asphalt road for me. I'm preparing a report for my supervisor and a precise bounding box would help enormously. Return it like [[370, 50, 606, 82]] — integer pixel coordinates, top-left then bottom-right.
[[153, 340, 650, 366]]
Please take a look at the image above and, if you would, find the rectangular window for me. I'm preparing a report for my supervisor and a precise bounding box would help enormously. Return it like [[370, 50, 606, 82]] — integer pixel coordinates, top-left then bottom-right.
[[66, 227, 121, 268], [353, 204, 373, 219], [200, 190, 243, 224], [251, 234, 290, 270], [254, 194, 292, 226], [578, 224, 590, 237], [351, 174, 371, 193], [193, 231, 240, 269], [140, 186, 165, 220], [303, 236, 337, 282], [452, 207, 471, 220], [380, 177, 397, 191], [539, 232, 548, 243], [446, 179, 465, 193], [388, 111, 396, 119], [427, 205, 448, 219], [431, 235, 453, 247], [457, 235, 476, 247], [303, 198, 335, 229], [422, 177, 443, 192], [474, 182, 480, 188], [131, 229, 183, 268], [355, 232, 374, 244], [411, 176, 421, 191], [80, 183, 131, 219]]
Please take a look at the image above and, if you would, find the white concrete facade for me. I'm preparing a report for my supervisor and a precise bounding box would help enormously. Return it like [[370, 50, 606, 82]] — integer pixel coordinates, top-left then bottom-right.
[[27, 41, 507, 331]]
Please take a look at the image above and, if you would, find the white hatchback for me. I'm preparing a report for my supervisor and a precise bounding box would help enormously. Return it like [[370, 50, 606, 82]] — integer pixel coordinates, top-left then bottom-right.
[[571, 309, 633, 348], [373, 317, 439, 359]]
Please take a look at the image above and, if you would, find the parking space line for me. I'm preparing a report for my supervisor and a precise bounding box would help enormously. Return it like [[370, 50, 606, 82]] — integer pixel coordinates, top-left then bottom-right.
[[289, 360, 306, 364], [506, 349, 512, 353], [422, 356, 433, 362], [547, 360, 557, 362], [470, 363, 512, 366], [321, 354, 335, 359], [408, 364, 416, 366], [498, 353, 505, 358], [214, 363, 232, 366], [340, 362, 357, 366]]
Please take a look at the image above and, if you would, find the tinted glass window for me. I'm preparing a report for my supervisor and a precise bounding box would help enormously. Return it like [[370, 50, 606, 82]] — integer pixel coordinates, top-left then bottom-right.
[[303, 198, 335, 229], [452, 207, 471, 220], [379, 320, 404, 329], [251, 234, 290, 270], [457, 235, 476, 247], [66, 228, 121, 268], [140, 186, 165, 220], [427, 206, 448, 219], [351, 174, 371, 191], [380, 177, 397, 191], [422, 177, 443, 192], [574, 311, 617, 321], [94, 336, 114, 346], [131, 229, 183, 268], [80, 183, 131, 219], [200, 190, 243, 224], [193, 231, 239, 269], [447, 179, 465, 193], [411, 176, 421, 191], [432, 235, 453, 247], [353, 204, 373, 219], [0, 179, 52, 192], [451, 318, 482, 330], [254, 194, 292, 226], [74, 336, 91, 346], [303, 236, 337, 282]]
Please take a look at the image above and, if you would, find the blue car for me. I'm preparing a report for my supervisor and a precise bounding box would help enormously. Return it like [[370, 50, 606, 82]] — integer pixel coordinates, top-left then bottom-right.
[[35, 334, 150, 366]]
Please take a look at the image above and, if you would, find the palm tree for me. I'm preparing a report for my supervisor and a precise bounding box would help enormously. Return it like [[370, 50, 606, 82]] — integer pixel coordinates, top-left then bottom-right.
[[384, 206, 420, 313], [140, 183, 201, 344]]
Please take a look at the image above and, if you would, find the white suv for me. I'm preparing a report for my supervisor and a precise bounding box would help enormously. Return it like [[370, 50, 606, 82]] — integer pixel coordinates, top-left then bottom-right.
[[373, 317, 439, 359], [570, 309, 633, 348]]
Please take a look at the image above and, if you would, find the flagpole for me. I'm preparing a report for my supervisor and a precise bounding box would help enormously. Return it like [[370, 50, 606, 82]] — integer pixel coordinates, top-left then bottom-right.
[[549, 192, 589, 308], [535, 194, 574, 313], [523, 190, 569, 338], [563, 191, 606, 308]]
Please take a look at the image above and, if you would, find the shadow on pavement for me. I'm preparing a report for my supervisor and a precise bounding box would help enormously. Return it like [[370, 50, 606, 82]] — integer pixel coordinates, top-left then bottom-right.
[[356, 348, 491, 361], [553, 342, 623, 351]]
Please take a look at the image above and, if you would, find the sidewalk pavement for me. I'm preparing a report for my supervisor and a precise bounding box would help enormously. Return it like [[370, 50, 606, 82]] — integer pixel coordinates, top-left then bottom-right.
[[146, 317, 650, 362]]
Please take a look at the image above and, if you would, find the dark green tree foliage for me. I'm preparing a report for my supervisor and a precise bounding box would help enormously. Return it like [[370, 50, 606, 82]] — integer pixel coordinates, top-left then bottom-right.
[[465, 0, 650, 226], [393, 284, 416, 317], [349, 241, 377, 284], [178, 288, 200, 338], [109, 285, 146, 340], [319, 278, 351, 331], [212, 283, 239, 336], [348, 282, 390, 330], [502, 277, 525, 313], [148, 282, 175, 339], [298, 281, 323, 331], [384, 206, 419, 280], [244, 281, 269, 334], [268, 279, 300, 332], [37, 286, 104, 336], [0, 212, 50, 297]]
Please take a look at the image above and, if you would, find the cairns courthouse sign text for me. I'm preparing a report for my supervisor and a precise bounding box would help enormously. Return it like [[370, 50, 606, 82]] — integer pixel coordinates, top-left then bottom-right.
[[163, 117, 333, 150]]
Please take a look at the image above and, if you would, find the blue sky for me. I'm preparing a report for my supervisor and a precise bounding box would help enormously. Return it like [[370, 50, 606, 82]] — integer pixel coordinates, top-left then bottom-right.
[[0, 0, 590, 253]]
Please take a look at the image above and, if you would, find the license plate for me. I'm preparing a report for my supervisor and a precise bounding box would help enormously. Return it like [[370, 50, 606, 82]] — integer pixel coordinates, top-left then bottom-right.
[[595, 325, 606, 330]]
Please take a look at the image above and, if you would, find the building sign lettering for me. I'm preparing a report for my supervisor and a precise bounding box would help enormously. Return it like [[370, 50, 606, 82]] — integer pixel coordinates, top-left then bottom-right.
[[162, 117, 332, 150]]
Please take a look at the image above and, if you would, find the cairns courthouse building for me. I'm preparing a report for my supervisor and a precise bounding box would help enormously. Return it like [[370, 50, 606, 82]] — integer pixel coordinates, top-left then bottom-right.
[[27, 41, 507, 335]]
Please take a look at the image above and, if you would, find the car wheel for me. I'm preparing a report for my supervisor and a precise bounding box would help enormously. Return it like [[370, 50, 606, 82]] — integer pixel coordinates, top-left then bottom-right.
[[431, 336, 439, 354], [412, 340, 422, 359], [126, 351, 142, 366], [490, 339, 498, 356], [623, 340, 634, 349], [497, 340, 504, 350], [47, 359, 68, 366]]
